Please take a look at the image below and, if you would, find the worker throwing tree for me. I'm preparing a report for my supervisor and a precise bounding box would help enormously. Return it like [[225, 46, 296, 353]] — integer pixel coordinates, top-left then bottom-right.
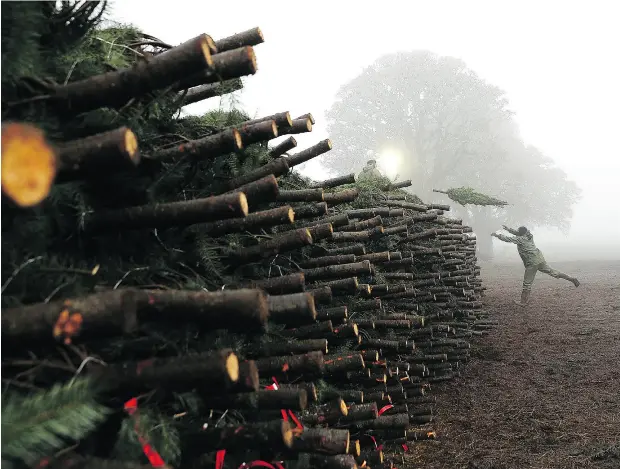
[[491, 225, 580, 306]]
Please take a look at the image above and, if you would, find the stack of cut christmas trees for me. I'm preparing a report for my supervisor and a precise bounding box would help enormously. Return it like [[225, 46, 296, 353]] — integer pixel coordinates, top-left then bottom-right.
[[1, 14, 492, 469]]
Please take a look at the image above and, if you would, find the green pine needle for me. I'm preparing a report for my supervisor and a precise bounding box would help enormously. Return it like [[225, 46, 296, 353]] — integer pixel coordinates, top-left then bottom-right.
[[1, 377, 111, 466]]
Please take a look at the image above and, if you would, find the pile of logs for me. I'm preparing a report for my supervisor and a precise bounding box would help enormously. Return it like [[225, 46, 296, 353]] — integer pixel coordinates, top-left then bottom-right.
[[1, 24, 493, 469]]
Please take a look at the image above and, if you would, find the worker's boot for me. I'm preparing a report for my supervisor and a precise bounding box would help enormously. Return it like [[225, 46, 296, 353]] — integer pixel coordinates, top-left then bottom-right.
[[513, 289, 530, 307], [559, 273, 580, 287]]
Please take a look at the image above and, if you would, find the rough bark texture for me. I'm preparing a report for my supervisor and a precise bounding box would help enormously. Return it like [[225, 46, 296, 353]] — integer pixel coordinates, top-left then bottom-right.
[[225, 156, 289, 191], [248, 272, 306, 294], [323, 189, 360, 206], [56, 127, 140, 182], [311, 174, 356, 189], [267, 292, 317, 324], [214, 27, 265, 52], [176, 46, 257, 89], [53, 34, 214, 113], [228, 228, 313, 263], [268, 137, 297, 159], [287, 139, 333, 167], [277, 188, 324, 202], [148, 128, 242, 162], [180, 78, 243, 106]]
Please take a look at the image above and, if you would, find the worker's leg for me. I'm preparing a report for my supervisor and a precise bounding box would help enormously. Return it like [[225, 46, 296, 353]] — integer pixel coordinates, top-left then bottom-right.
[[538, 263, 580, 287], [515, 265, 538, 306]]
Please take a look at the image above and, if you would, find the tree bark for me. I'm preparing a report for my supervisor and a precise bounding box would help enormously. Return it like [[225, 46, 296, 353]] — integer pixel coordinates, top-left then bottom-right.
[[311, 174, 356, 189], [255, 351, 325, 376], [300, 254, 356, 269], [148, 128, 242, 162], [316, 305, 348, 321], [228, 174, 280, 205], [307, 222, 334, 241], [227, 228, 313, 263], [303, 260, 371, 281], [269, 136, 297, 157], [136, 288, 269, 331], [291, 428, 350, 455], [176, 46, 257, 89], [2, 288, 139, 345], [334, 215, 382, 232], [287, 139, 332, 167], [248, 272, 305, 294], [282, 320, 334, 339], [180, 78, 243, 106], [53, 34, 214, 113], [198, 205, 293, 236], [254, 339, 328, 357], [313, 278, 359, 294], [267, 292, 317, 324], [214, 27, 264, 52], [293, 202, 328, 220], [323, 189, 360, 206], [91, 349, 239, 393], [277, 117, 312, 135], [307, 286, 333, 305], [55, 127, 140, 182], [324, 244, 366, 256], [225, 157, 288, 191], [276, 189, 324, 202]]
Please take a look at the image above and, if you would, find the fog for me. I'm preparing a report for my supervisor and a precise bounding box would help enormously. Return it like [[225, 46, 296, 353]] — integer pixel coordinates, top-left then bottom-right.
[[110, 0, 620, 261]]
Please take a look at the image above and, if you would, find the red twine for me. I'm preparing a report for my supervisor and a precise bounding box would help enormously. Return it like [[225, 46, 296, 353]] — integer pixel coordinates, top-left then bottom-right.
[[123, 397, 166, 468]]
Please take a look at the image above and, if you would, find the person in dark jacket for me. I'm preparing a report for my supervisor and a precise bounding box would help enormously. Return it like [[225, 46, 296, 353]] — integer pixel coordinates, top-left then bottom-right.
[[491, 225, 580, 306]]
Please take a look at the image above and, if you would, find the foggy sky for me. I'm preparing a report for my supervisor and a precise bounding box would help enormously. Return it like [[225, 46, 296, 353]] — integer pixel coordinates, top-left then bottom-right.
[[109, 0, 620, 260]]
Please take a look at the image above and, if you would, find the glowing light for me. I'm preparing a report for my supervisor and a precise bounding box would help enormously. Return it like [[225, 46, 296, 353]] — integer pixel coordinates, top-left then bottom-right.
[[377, 148, 403, 180]]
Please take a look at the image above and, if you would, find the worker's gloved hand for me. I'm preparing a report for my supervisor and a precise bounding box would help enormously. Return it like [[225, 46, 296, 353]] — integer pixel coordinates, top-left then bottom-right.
[[490, 232, 497, 237], [502, 225, 509, 231]]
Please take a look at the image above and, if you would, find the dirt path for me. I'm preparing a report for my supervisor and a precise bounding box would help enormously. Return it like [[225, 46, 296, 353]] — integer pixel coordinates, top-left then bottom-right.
[[408, 260, 620, 469]]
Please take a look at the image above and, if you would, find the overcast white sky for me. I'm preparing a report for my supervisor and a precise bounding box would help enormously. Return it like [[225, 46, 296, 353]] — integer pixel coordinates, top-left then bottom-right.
[[110, 0, 619, 260]]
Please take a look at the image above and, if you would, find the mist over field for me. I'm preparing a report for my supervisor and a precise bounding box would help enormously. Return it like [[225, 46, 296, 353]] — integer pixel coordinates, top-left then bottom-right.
[[110, 0, 620, 262]]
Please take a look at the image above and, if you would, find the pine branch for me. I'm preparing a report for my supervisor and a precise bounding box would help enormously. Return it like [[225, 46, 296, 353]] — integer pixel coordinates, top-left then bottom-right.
[[1, 377, 110, 467], [433, 187, 508, 207]]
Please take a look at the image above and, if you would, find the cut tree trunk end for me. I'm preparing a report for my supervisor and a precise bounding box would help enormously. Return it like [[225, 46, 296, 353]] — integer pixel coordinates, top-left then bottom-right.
[[1, 122, 57, 208], [278, 117, 312, 135], [229, 174, 280, 205], [287, 139, 333, 167], [241, 111, 292, 130], [55, 127, 140, 182], [178, 46, 257, 89], [307, 222, 334, 241], [53, 34, 214, 113], [269, 136, 297, 157], [235, 120, 279, 147], [84, 192, 248, 233], [267, 292, 317, 324], [92, 348, 239, 393], [214, 27, 265, 52]]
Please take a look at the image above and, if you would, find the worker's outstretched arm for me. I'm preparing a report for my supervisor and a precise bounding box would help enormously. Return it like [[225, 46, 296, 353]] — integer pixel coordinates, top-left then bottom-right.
[[492, 233, 518, 244], [502, 225, 520, 235]]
